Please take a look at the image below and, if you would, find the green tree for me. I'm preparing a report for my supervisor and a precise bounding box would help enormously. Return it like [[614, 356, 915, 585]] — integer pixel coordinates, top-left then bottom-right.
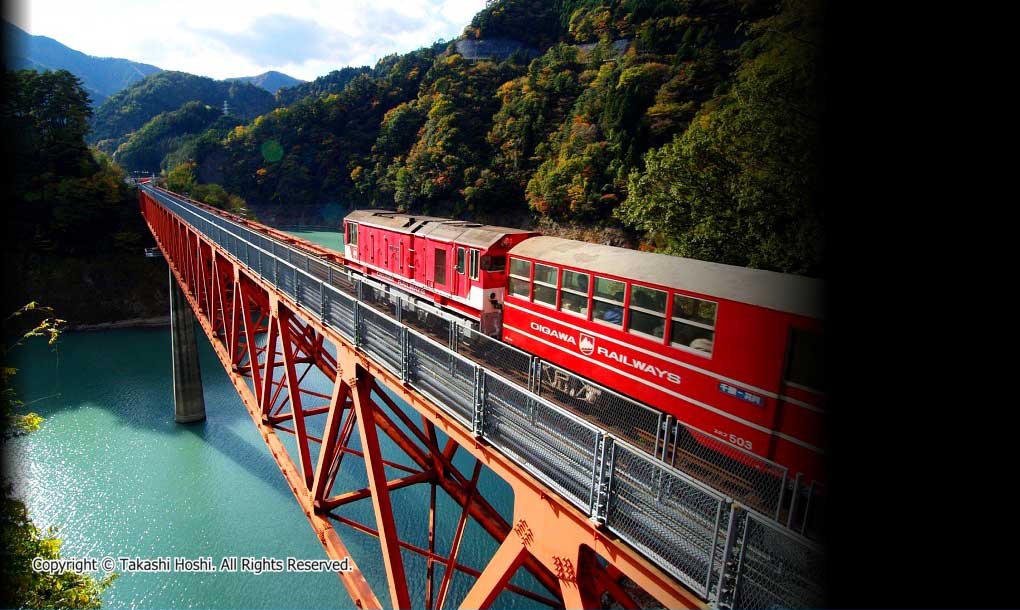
[[2, 68, 170, 324], [164, 161, 250, 218], [90, 71, 275, 151], [165, 160, 198, 194]]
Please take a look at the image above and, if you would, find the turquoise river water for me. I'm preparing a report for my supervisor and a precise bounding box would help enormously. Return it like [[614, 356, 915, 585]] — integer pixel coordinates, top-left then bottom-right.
[[5, 229, 543, 609]]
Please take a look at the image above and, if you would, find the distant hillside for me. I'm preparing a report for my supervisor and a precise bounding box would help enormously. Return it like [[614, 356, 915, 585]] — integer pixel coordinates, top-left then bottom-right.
[[112, 101, 230, 173], [90, 70, 276, 150], [274, 66, 371, 106], [226, 70, 304, 94], [3, 19, 162, 106]]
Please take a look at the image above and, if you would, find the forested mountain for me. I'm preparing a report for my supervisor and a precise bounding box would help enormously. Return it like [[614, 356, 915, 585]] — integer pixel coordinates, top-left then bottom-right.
[[90, 71, 276, 152], [1, 69, 167, 322], [5, 0, 824, 279], [172, 0, 824, 275], [3, 19, 162, 106], [226, 70, 304, 94], [273, 66, 372, 106], [111, 101, 234, 173]]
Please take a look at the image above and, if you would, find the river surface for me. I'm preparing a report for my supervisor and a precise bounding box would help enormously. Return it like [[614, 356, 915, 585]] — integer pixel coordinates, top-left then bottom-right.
[[287, 229, 344, 253], [5, 228, 542, 609]]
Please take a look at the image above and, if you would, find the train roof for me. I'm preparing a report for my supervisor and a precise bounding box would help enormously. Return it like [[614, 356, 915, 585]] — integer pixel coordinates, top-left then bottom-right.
[[508, 236, 825, 319], [346, 210, 534, 249]]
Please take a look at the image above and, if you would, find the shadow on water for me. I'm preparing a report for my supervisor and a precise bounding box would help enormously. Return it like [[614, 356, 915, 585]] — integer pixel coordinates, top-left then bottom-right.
[[176, 420, 296, 501], [11, 326, 293, 501]]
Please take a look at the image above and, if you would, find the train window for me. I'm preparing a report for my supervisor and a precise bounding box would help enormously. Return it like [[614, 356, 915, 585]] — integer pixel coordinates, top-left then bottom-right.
[[533, 263, 558, 307], [469, 250, 479, 280], [533, 263, 557, 286], [674, 295, 717, 327], [559, 270, 589, 317], [593, 277, 625, 327], [346, 223, 358, 246], [510, 257, 530, 278], [628, 285, 666, 339], [508, 258, 530, 298], [481, 255, 506, 272], [456, 247, 465, 274], [785, 328, 825, 391], [671, 294, 717, 355], [434, 249, 447, 286]]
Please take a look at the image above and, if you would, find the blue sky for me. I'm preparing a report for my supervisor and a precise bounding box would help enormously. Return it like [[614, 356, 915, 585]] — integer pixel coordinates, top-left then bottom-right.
[[6, 0, 487, 81]]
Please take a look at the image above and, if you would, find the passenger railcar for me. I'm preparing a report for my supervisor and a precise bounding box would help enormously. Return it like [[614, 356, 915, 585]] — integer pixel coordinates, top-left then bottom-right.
[[343, 211, 536, 335], [341, 211, 825, 485], [501, 236, 825, 483]]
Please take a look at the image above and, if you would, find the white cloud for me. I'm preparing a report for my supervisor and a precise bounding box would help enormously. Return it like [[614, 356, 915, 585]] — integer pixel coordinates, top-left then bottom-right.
[[10, 0, 487, 81]]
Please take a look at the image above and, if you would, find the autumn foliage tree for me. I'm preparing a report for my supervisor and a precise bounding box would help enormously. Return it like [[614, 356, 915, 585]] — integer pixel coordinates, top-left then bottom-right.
[[617, 0, 824, 275]]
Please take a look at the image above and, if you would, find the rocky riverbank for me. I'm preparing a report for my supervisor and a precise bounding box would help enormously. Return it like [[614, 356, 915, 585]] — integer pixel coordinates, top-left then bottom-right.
[[67, 316, 170, 332]]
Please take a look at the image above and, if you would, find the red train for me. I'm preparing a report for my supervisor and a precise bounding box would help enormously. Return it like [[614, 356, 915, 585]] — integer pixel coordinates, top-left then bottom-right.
[[342, 211, 825, 485]]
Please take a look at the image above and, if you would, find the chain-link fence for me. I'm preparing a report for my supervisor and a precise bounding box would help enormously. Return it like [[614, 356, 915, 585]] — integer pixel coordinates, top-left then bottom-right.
[[406, 330, 476, 427], [329, 267, 357, 297], [296, 270, 321, 312], [307, 257, 329, 283], [323, 284, 356, 343], [358, 303, 402, 376], [397, 297, 451, 343], [672, 423, 788, 520], [481, 371, 600, 513], [535, 360, 789, 521], [606, 442, 730, 597], [716, 508, 826, 609], [144, 185, 826, 607], [536, 360, 664, 456]]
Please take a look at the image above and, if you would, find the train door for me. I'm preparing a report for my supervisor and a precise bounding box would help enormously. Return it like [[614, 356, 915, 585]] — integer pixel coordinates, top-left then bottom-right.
[[345, 222, 360, 260], [454, 246, 465, 296], [432, 243, 448, 290]]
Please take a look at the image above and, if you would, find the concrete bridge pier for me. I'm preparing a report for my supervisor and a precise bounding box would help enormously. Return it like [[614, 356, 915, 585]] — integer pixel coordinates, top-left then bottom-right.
[[169, 268, 206, 423]]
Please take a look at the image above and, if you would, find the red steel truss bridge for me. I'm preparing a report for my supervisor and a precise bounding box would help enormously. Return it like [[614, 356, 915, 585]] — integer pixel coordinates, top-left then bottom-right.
[[138, 182, 825, 609]]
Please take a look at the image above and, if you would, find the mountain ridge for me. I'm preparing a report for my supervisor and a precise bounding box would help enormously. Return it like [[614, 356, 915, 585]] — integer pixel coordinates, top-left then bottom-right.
[[90, 70, 277, 150], [226, 70, 304, 94], [3, 19, 162, 105]]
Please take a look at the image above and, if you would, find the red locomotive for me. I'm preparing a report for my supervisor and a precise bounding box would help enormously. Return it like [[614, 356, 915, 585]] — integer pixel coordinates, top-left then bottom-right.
[[343, 211, 536, 335], [342, 212, 825, 486]]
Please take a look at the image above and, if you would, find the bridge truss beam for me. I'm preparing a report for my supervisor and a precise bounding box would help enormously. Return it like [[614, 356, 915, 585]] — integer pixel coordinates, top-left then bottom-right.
[[140, 189, 706, 610]]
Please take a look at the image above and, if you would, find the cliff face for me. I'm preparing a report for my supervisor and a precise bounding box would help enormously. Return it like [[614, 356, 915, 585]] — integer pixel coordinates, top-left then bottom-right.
[[453, 38, 540, 61]]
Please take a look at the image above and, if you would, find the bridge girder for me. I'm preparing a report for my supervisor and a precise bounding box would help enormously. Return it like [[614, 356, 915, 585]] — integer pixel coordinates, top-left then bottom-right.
[[140, 189, 705, 610]]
